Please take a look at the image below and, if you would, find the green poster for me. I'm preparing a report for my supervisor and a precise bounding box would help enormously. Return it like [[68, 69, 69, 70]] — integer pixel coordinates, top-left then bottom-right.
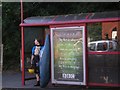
[[51, 26, 86, 85]]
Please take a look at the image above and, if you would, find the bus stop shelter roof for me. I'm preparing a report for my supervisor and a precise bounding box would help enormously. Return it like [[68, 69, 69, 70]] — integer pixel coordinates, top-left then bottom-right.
[[21, 11, 120, 26]]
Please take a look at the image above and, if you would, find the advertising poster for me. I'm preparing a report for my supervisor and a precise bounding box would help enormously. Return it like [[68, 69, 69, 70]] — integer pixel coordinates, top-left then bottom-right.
[[51, 26, 86, 85]]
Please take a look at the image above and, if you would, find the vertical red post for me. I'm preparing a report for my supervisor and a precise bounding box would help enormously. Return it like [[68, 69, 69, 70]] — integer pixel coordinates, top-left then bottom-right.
[[20, 0, 25, 86], [21, 27, 25, 86]]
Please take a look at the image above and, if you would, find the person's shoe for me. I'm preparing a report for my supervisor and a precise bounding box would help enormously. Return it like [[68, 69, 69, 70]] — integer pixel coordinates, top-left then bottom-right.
[[34, 81, 40, 86]]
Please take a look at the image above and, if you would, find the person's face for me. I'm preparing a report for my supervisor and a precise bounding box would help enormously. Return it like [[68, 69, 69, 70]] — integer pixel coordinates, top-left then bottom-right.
[[34, 39, 39, 45]]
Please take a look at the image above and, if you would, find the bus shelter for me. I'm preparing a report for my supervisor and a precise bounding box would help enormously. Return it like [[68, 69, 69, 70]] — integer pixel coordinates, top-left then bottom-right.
[[20, 9, 120, 87]]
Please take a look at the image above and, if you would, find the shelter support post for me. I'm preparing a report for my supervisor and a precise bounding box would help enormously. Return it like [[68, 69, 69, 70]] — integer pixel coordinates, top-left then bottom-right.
[[21, 27, 25, 86]]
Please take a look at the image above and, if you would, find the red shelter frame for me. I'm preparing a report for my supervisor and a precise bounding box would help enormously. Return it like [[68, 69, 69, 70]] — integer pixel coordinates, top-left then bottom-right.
[[20, 1, 120, 87]]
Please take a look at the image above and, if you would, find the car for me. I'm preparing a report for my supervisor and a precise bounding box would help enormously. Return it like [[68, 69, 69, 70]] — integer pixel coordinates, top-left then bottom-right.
[[88, 40, 117, 52]]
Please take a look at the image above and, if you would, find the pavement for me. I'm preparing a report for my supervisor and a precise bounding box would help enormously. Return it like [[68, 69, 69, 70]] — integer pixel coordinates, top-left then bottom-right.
[[1, 71, 120, 90], [2, 71, 43, 89]]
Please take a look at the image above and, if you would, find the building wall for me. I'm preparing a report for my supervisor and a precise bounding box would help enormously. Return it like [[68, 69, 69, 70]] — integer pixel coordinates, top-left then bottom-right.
[[102, 21, 120, 42]]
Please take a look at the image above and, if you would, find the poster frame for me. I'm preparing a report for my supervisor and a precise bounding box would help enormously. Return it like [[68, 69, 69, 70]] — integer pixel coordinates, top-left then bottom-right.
[[50, 26, 86, 85]]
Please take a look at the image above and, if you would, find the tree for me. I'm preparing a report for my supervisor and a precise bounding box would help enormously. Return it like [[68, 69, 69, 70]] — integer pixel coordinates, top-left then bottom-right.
[[2, 2, 119, 70], [87, 23, 102, 42]]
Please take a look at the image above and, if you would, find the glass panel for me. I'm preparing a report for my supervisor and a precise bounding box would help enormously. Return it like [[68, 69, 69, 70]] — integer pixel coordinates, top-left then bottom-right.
[[87, 23, 102, 42], [88, 43, 96, 51], [90, 11, 119, 19], [24, 16, 54, 24], [55, 13, 88, 21], [87, 22, 120, 85], [24, 27, 45, 69], [109, 42, 114, 50], [97, 42, 108, 51]]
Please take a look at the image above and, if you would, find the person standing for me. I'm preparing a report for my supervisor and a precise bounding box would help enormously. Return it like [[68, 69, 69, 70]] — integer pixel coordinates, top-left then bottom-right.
[[31, 39, 41, 86]]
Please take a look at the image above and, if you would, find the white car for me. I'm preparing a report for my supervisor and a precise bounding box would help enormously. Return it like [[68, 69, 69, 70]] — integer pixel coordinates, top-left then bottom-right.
[[88, 40, 117, 52]]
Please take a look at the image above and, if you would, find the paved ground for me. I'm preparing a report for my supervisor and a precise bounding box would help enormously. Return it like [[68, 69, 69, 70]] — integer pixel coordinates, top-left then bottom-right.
[[2, 71, 43, 89], [1, 71, 120, 90]]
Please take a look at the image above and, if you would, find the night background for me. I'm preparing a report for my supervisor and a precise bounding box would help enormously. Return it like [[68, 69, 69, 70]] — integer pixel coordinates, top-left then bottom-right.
[[2, 2, 119, 70]]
